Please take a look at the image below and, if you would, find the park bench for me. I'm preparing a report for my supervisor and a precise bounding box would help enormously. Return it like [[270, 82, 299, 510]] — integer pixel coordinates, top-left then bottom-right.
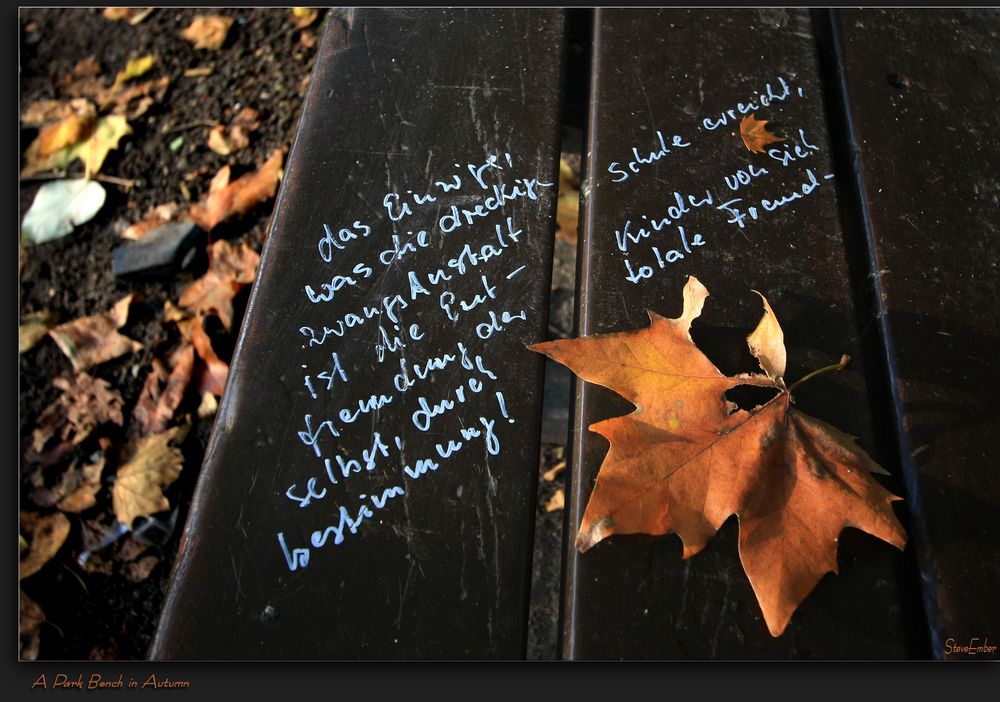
[[151, 8, 999, 660]]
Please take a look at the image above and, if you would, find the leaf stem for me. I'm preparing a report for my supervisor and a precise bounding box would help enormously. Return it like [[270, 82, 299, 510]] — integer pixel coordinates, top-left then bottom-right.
[[787, 354, 851, 394], [21, 172, 137, 190]]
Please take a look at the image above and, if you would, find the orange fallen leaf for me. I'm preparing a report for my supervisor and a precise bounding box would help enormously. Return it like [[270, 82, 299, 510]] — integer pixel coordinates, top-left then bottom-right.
[[289, 7, 319, 29], [19, 512, 71, 579], [530, 276, 906, 637], [22, 114, 131, 178], [189, 147, 285, 231], [112, 425, 188, 529], [35, 113, 96, 157], [48, 293, 142, 371], [133, 343, 196, 434], [180, 14, 235, 51], [120, 201, 183, 240], [739, 113, 785, 154], [178, 239, 260, 331], [164, 302, 232, 397], [30, 372, 124, 464]]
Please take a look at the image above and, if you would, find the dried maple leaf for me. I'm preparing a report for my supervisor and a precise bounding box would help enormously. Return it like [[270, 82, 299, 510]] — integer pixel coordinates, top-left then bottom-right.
[[30, 372, 124, 464], [133, 343, 196, 434], [19, 512, 71, 579], [180, 14, 235, 51], [739, 113, 785, 154], [188, 147, 285, 231], [48, 293, 142, 371], [178, 239, 260, 330], [112, 425, 188, 529], [529, 276, 906, 636]]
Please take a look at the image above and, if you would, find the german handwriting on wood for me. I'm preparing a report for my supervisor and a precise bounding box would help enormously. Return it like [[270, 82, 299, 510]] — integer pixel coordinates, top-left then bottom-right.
[[604, 75, 834, 286], [280, 153, 552, 570]]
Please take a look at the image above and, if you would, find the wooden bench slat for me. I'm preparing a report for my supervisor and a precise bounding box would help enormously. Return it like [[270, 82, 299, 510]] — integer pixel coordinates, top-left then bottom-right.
[[151, 8, 566, 659], [562, 7, 925, 659], [835, 8, 1000, 660]]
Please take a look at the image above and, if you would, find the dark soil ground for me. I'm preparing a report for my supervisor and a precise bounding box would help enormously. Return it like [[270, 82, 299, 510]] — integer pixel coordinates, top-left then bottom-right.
[[18, 7, 571, 661]]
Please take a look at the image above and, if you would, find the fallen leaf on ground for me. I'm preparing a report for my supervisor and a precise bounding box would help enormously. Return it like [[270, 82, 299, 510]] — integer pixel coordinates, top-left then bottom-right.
[[117, 535, 151, 562], [181, 14, 234, 50], [20, 512, 71, 579], [21, 179, 107, 245], [529, 276, 906, 636], [19, 310, 60, 353], [112, 425, 188, 529], [19, 590, 45, 660], [123, 554, 159, 583], [289, 7, 319, 28], [207, 107, 261, 155], [56, 455, 106, 513], [133, 343, 196, 434], [545, 489, 565, 513], [120, 201, 183, 240], [178, 239, 260, 330], [102, 7, 154, 24], [164, 303, 231, 396], [197, 390, 219, 418], [62, 56, 103, 99], [183, 66, 214, 78], [22, 114, 131, 177], [555, 158, 580, 244], [739, 113, 784, 154], [189, 147, 285, 231], [21, 97, 95, 127], [48, 293, 142, 371], [104, 76, 170, 119], [30, 372, 124, 463], [35, 113, 96, 157]]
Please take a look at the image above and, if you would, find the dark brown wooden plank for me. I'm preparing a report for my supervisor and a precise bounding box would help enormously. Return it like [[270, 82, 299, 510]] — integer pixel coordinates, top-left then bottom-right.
[[151, 8, 565, 659], [562, 8, 926, 659], [835, 8, 1000, 661]]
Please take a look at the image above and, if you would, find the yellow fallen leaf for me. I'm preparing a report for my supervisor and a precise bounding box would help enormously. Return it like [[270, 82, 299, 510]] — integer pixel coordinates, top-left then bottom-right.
[[36, 113, 96, 157], [112, 425, 189, 529], [181, 15, 235, 51], [290, 7, 319, 29], [542, 460, 566, 482], [19, 310, 60, 353], [117, 55, 155, 84], [19, 512, 71, 579]]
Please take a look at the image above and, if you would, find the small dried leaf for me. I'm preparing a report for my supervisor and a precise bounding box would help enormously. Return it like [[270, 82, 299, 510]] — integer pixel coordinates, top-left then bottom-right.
[[19, 590, 45, 661], [542, 460, 566, 482], [19, 310, 60, 353], [181, 15, 235, 51], [123, 554, 159, 583], [183, 66, 214, 78], [20, 512, 71, 579], [178, 239, 260, 330], [112, 426, 188, 529], [22, 115, 131, 178], [30, 372, 124, 461], [739, 113, 785, 154], [21, 98, 95, 127], [21, 179, 107, 245], [116, 55, 156, 84], [545, 489, 565, 513], [120, 201, 182, 240], [133, 344, 196, 434], [189, 148, 285, 231], [48, 293, 142, 371], [36, 113, 96, 157], [206, 107, 260, 155], [56, 456, 106, 513], [103, 7, 154, 25], [197, 390, 219, 419]]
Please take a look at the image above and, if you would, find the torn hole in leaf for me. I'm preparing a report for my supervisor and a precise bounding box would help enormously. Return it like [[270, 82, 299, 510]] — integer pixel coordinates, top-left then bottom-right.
[[724, 384, 781, 413]]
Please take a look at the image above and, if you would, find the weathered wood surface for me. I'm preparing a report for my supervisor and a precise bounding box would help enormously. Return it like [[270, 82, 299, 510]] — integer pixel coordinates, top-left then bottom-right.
[[561, 8, 927, 659], [151, 8, 565, 659], [833, 8, 1000, 660]]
